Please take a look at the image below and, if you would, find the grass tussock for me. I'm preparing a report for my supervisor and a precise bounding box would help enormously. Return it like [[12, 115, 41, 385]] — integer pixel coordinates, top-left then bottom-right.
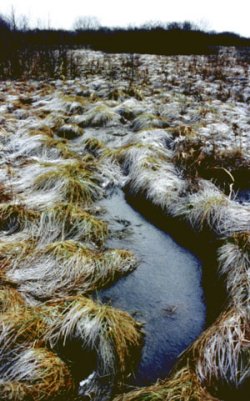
[[33, 161, 103, 205], [44, 296, 143, 376], [218, 232, 250, 305], [83, 137, 105, 156], [0, 184, 12, 203], [113, 366, 219, 401], [131, 113, 169, 132], [56, 124, 83, 140], [172, 181, 229, 233], [0, 204, 39, 233], [0, 307, 47, 352], [38, 136, 77, 159], [37, 203, 108, 245], [78, 104, 120, 128], [0, 348, 74, 401], [7, 241, 138, 299], [0, 381, 31, 401], [0, 288, 25, 313], [0, 240, 37, 267], [191, 307, 250, 388]]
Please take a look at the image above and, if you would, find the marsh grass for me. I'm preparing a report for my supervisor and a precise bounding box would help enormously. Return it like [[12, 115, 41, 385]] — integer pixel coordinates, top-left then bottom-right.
[[1, 51, 250, 401], [191, 308, 250, 388], [171, 181, 229, 232], [113, 366, 219, 401], [131, 113, 169, 132], [218, 232, 250, 305], [0, 288, 25, 313], [38, 136, 77, 159], [78, 104, 120, 128], [7, 240, 138, 299], [44, 296, 143, 377], [0, 307, 47, 352], [0, 204, 39, 234], [173, 137, 249, 190], [36, 203, 108, 245], [33, 161, 103, 205], [56, 124, 83, 140], [84, 138, 105, 156], [0, 348, 74, 401], [0, 239, 37, 266], [0, 381, 31, 401], [0, 183, 12, 203]]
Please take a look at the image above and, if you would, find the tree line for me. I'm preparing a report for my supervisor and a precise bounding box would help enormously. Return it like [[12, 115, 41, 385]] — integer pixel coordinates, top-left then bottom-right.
[[0, 12, 249, 79]]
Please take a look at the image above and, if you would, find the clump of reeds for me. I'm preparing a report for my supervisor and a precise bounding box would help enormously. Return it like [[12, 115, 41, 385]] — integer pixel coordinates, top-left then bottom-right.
[[113, 366, 219, 401], [0, 347, 74, 401], [7, 240, 138, 299], [36, 203, 108, 246]]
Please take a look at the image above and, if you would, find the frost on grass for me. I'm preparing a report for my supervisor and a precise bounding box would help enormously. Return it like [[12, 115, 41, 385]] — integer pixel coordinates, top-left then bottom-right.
[[192, 308, 250, 388], [7, 241, 138, 299], [0, 50, 250, 401], [113, 366, 219, 401], [0, 348, 74, 401], [35, 203, 108, 245], [218, 232, 250, 306]]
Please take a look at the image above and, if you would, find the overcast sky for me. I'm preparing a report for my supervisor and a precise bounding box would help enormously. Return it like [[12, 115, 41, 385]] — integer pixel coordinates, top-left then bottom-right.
[[1, 0, 249, 37]]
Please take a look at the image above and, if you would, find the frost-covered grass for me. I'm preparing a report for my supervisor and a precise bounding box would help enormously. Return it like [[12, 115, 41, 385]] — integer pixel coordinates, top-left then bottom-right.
[[6, 241, 137, 299], [0, 48, 249, 401]]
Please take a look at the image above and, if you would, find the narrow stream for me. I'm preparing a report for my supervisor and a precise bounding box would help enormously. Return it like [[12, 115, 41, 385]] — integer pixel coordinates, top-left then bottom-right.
[[97, 190, 206, 386]]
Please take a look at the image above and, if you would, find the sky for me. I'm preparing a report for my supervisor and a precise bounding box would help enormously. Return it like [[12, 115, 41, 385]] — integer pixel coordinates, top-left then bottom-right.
[[1, 0, 250, 37]]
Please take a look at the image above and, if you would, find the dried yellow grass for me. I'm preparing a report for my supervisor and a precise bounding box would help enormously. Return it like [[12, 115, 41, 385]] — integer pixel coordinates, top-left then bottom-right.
[[113, 366, 219, 401], [0, 307, 47, 352], [0, 204, 39, 233], [37, 203, 108, 245], [7, 240, 137, 300], [0, 348, 74, 401], [0, 288, 25, 313], [218, 231, 250, 306], [44, 295, 143, 376], [0, 239, 37, 268], [33, 161, 102, 205], [191, 307, 250, 387]]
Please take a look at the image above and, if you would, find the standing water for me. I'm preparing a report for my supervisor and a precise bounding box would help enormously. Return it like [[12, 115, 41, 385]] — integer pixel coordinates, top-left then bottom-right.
[[97, 190, 206, 386]]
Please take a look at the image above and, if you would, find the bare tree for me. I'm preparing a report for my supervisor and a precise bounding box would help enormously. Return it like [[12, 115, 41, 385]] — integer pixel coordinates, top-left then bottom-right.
[[18, 15, 29, 32], [73, 16, 100, 31], [9, 5, 17, 31]]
